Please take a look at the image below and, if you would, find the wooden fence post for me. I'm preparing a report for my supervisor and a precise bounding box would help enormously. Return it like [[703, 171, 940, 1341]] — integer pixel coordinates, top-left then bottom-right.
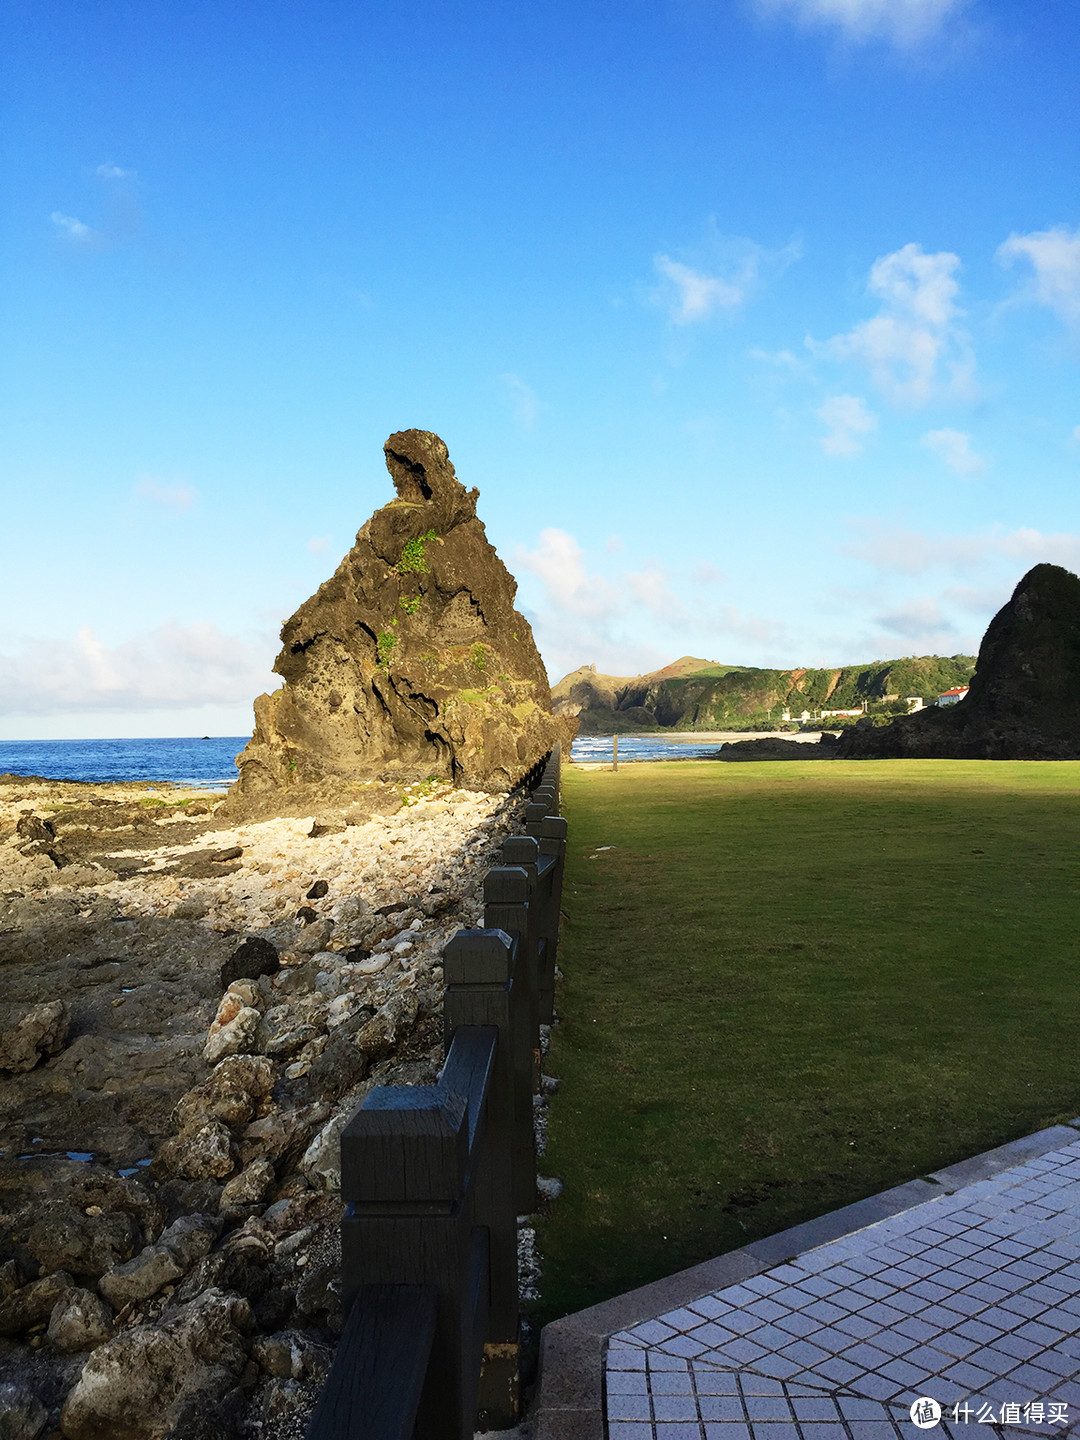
[[482, 866, 537, 1214], [338, 1065, 485, 1440], [443, 928, 523, 1429]]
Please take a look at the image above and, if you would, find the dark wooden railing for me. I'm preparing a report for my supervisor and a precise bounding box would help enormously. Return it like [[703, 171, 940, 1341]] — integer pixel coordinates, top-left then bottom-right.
[[306, 744, 565, 1440]]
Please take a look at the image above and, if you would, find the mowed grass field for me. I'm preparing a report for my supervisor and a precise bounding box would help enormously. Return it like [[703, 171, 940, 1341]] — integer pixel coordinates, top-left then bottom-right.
[[535, 759, 1080, 1326]]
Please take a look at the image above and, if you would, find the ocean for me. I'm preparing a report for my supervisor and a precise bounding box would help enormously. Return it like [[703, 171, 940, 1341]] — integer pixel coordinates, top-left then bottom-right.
[[0, 732, 727, 789], [0, 737, 250, 790]]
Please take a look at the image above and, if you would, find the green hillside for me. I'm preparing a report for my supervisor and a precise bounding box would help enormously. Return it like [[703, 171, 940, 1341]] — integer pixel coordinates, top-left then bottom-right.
[[554, 654, 977, 733]]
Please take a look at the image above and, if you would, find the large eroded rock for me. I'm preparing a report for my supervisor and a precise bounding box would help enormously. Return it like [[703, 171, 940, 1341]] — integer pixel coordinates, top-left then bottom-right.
[[223, 430, 573, 818], [838, 564, 1080, 759]]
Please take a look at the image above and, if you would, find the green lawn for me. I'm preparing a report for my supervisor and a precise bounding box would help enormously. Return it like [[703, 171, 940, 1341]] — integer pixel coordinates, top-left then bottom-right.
[[535, 759, 1080, 1326]]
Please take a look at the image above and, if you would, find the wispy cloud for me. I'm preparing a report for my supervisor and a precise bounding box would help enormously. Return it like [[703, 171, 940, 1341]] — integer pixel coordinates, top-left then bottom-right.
[[810, 242, 975, 407], [654, 257, 748, 324], [516, 527, 792, 680], [51, 211, 99, 244], [0, 622, 276, 717], [874, 594, 954, 642], [95, 162, 137, 181], [501, 373, 541, 429], [997, 225, 1080, 329], [818, 394, 877, 456], [921, 427, 985, 477], [843, 520, 1080, 576], [134, 476, 199, 510], [652, 229, 800, 325], [755, 0, 969, 47]]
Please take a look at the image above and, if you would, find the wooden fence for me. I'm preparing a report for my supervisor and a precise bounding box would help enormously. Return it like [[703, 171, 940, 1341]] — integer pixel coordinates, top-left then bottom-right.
[[306, 744, 566, 1440]]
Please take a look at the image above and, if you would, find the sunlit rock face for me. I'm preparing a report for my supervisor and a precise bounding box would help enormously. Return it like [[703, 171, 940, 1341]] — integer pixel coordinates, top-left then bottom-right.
[[224, 430, 573, 819], [837, 564, 1080, 760]]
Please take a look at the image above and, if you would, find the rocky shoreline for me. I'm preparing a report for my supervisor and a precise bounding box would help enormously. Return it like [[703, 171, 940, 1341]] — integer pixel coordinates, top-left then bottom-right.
[[0, 773, 547, 1439]]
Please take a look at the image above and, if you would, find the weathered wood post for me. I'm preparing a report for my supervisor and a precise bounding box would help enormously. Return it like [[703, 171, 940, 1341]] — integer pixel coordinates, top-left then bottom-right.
[[537, 814, 567, 1026], [444, 928, 525, 1429], [482, 867, 537, 1215], [612, 733, 618, 770], [335, 1022, 503, 1440]]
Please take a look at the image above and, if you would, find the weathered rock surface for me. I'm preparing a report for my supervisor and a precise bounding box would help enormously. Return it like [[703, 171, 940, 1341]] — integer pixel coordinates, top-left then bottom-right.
[[222, 429, 573, 819], [58, 1287, 252, 1440], [838, 564, 1080, 759], [0, 769, 532, 1438], [0, 1002, 70, 1074]]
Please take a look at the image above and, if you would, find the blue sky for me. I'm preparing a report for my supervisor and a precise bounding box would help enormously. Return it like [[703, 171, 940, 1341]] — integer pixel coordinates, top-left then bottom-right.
[[2, 0, 1078, 738]]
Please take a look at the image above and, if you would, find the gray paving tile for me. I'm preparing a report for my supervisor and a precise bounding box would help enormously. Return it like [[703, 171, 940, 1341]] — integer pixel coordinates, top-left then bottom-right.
[[688, 1323, 745, 1350], [651, 1371, 696, 1394], [748, 1353, 805, 1381], [1015, 1319, 1070, 1346], [654, 1423, 702, 1440], [808, 1355, 866, 1386], [744, 1424, 798, 1439], [651, 1353, 693, 1371], [690, 1296, 738, 1320], [720, 1338, 769, 1364], [846, 1423, 903, 1440], [691, 1369, 740, 1395], [801, 1299, 851, 1324], [929, 1328, 982, 1360], [776, 1339, 830, 1367], [773, 1312, 821, 1339], [738, 1376, 787, 1395], [609, 1394, 655, 1421], [702, 1424, 751, 1439], [652, 1396, 699, 1420], [854, 1301, 909, 1327], [832, 1312, 880, 1340], [741, 1274, 786, 1296], [608, 1423, 656, 1440], [790, 1397, 842, 1422], [663, 1335, 716, 1359], [664, 1308, 715, 1333], [742, 1397, 791, 1422], [744, 1297, 790, 1323], [698, 1397, 744, 1421], [609, 1369, 653, 1394]]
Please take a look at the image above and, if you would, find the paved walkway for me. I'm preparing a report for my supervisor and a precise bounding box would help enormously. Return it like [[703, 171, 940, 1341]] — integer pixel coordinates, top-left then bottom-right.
[[533, 1123, 1080, 1440]]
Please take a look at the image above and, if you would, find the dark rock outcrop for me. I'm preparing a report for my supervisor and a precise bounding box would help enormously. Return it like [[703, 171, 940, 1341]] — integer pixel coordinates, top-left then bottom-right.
[[837, 564, 1080, 759], [223, 430, 572, 820]]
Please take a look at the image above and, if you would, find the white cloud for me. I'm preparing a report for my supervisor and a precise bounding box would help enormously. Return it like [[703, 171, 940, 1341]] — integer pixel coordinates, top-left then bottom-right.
[[96, 163, 137, 180], [51, 211, 98, 244], [517, 527, 793, 682], [818, 394, 877, 456], [843, 520, 1080, 576], [652, 231, 800, 325], [516, 529, 620, 619], [756, 0, 968, 47], [604, 534, 624, 554], [307, 536, 331, 554], [654, 257, 747, 324], [810, 243, 975, 407], [501, 373, 540, 428], [997, 226, 1080, 328], [749, 347, 808, 373], [921, 427, 985, 477], [0, 623, 276, 717], [134, 476, 199, 510]]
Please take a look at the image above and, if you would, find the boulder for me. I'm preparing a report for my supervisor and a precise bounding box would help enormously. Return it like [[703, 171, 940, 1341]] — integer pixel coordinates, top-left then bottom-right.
[[219, 936, 280, 991], [221, 429, 574, 820], [0, 1001, 70, 1074], [24, 1203, 139, 1280], [0, 1270, 75, 1335], [0, 1384, 48, 1440], [838, 564, 1080, 760], [47, 1287, 115, 1352], [59, 1287, 252, 1440]]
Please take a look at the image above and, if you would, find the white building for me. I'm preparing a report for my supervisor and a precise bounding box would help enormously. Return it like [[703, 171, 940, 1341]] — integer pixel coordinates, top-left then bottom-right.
[[937, 686, 970, 706]]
